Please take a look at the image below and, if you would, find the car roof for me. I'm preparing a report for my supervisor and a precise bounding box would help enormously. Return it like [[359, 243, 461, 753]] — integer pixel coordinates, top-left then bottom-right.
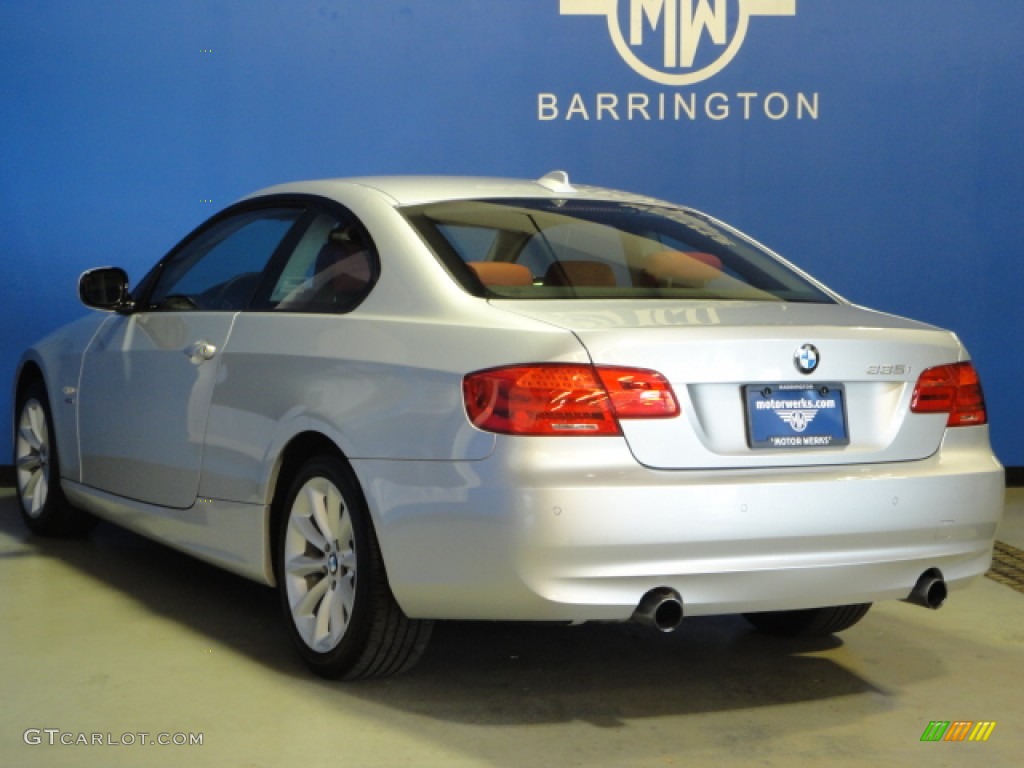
[[246, 172, 678, 208]]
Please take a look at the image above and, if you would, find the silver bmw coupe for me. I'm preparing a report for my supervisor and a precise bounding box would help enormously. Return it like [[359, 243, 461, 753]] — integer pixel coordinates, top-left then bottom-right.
[[13, 172, 1004, 678]]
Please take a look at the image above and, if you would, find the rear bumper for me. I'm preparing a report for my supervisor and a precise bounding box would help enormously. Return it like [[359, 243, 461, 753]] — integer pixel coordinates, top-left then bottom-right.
[[356, 427, 1005, 622]]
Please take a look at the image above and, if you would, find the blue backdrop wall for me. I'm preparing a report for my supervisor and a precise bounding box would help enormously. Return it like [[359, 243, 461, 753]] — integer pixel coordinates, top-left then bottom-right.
[[2, 0, 1022, 466]]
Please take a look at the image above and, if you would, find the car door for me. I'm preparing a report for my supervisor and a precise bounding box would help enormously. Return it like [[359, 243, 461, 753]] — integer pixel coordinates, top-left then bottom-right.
[[77, 206, 305, 509]]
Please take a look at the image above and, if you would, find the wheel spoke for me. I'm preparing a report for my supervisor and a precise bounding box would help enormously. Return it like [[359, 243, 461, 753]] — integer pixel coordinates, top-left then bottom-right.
[[309, 482, 342, 544], [338, 547, 356, 571], [32, 479, 48, 515], [291, 576, 329, 654], [18, 423, 42, 454], [324, 482, 344, 542], [26, 403, 47, 446], [335, 507, 353, 550], [16, 452, 42, 472], [313, 586, 334, 648], [335, 572, 356, 619], [289, 512, 326, 552], [298, 483, 333, 546], [22, 466, 41, 497], [328, 581, 350, 640], [26, 469, 47, 516], [285, 553, 326, 578]]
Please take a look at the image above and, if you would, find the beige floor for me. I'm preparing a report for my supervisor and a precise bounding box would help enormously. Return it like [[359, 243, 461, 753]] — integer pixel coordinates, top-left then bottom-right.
[[1, 485, 1021, 768]]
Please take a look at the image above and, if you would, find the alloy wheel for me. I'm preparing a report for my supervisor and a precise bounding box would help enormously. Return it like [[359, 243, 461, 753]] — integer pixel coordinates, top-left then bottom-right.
[[15, 398, 50, 518], [282, 475, 357, 653]]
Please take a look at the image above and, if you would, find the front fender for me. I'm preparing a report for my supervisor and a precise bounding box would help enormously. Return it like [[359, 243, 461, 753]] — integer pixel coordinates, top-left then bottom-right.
[[14, 314, 110, 480]]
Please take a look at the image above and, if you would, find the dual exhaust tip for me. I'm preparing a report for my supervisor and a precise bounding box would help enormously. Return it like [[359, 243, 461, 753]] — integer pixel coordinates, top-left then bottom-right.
[[632, 569, 947, 633], [631, 587, 684, 632], [904, 568, 947, 610]]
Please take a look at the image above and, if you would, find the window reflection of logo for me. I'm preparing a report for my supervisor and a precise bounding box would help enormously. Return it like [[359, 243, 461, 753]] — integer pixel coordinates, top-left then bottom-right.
[[777, 409, 816, 433], [560, 0, 796, 86]]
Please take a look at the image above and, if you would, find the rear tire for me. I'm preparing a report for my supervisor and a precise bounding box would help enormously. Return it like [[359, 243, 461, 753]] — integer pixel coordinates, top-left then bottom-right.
[[14, 380, 96, 537], [742, 603, 871, 637], [276, 455, 432, 679]]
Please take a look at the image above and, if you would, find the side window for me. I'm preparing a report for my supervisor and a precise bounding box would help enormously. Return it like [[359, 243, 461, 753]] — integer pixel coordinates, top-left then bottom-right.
[[268, 212, 376, 313], [147, 208, 302, 311]]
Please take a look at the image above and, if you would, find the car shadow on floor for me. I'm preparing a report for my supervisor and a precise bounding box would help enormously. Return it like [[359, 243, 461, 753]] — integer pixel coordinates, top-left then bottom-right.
[[1, 496, 933, 728], [0, 499, 291, 666], [355, 618, 880, 729]]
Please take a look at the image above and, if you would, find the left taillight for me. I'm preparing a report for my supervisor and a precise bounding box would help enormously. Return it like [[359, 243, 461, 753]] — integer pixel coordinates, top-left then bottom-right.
[[910, 361, 988, 427], [463, 364, 679, 436]]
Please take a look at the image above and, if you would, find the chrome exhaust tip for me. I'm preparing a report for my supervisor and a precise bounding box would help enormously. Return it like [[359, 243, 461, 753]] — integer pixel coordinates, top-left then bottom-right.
[[632, 587, 684, 632], [904, 568, 947, 610]]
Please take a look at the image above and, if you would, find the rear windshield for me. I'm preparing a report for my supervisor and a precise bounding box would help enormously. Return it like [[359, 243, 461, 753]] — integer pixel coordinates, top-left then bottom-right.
[[403, 198, 833, 303]]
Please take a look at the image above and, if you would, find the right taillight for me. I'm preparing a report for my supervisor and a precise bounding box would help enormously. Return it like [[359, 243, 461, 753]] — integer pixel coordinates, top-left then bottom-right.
[[910, 362, 987, 427]]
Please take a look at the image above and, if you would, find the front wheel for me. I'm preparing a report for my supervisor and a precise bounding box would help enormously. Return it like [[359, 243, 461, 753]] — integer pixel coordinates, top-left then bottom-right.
[[14, 381, 95, 537], [742, 603, 872, 637], [276, 455, 432, 679]]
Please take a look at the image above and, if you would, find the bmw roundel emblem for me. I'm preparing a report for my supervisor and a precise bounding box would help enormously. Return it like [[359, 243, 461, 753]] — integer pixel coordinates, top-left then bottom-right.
[[795, 344, 820, 375]]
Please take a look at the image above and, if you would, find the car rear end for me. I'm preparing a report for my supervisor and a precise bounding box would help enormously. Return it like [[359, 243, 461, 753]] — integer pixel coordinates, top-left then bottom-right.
[[376, 178, 1004, 624], [454, 306, 1003, 621]]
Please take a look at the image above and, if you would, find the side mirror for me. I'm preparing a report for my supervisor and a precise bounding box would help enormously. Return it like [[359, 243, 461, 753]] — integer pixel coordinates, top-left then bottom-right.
[[79, 267, 133, 312]]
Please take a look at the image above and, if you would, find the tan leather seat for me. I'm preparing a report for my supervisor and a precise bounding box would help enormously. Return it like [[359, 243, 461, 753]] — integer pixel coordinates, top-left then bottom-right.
[[468, 262, 533, 287], [643, 251, 722, 286], [543, 261, 616, 287]]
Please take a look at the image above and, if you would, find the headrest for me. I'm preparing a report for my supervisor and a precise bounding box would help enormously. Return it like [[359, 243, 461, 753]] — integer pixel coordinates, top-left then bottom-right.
[[468, 262, 533, 287], [643, 251, 722, 284], [316, 240, 348, 269]]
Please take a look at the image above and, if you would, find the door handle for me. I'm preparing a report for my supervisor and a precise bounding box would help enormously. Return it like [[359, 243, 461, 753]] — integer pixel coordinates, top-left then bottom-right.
[[186, 340, 218, 365]]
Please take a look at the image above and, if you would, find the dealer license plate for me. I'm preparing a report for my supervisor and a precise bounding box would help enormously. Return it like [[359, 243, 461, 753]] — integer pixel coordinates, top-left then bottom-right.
[[744, 383, 849, 449]]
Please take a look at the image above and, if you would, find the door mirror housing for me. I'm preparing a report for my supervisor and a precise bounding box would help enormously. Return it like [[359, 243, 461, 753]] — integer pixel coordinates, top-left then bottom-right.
[[79, 267, 133, 312]]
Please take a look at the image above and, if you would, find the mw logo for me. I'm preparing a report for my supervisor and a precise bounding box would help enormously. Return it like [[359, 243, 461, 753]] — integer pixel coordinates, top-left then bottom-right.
[[560, 0, 796, 86]]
